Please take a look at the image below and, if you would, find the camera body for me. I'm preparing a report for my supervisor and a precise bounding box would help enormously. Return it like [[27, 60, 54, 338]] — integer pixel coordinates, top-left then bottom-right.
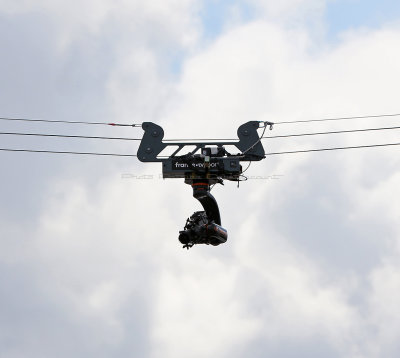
[[179, 211, 228, 249]]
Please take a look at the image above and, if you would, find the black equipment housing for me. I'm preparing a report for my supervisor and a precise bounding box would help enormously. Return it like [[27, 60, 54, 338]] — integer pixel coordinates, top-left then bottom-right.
[[137, 121, 270, 249]]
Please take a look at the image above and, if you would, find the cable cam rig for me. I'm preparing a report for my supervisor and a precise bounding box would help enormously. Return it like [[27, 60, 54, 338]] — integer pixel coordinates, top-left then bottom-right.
[[137, 121, 273, 249]]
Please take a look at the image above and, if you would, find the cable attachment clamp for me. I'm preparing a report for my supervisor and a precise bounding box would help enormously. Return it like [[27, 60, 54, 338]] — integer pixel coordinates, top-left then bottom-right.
[[260, 121, 274, 130]]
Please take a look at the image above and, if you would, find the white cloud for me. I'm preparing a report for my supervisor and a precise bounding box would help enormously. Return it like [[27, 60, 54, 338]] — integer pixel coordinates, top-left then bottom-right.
[[365, 261, 400, 356], [1, 1, 400, 357], [0, 0, 199, 51], [245, 0, 326, 29]]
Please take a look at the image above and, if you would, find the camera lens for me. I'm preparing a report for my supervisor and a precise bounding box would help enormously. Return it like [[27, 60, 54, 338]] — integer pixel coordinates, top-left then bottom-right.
[[178, 231, 190, 244]]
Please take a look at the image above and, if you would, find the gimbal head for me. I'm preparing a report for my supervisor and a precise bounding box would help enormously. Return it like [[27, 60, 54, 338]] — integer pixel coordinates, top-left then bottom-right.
[[137, 121, 272, 249]]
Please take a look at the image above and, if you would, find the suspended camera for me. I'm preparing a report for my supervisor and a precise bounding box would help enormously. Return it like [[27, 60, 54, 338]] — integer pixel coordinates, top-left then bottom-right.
[[178, 211, 228, 249], [137, 121, 272, 249]]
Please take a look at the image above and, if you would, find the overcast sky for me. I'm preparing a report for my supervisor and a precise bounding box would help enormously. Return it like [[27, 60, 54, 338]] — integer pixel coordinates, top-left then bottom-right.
[[1, 1, 400, 357]]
